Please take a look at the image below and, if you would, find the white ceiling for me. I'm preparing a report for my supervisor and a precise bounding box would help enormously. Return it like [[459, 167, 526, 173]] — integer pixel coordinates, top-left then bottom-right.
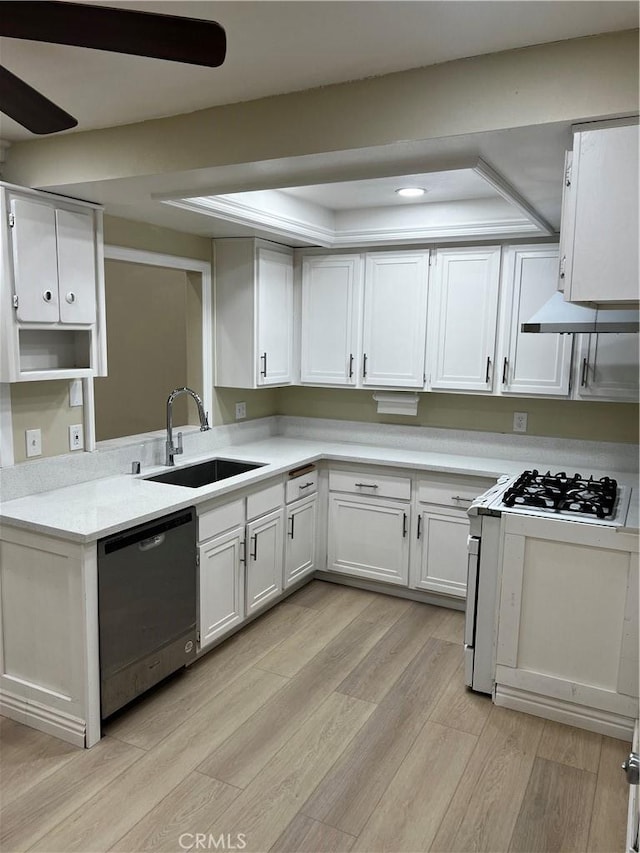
[[0, 1, 637, 142], [2, 1, 637, 244]]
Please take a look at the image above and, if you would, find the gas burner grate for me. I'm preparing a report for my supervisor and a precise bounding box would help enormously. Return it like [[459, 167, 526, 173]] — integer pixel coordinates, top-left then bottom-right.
[[503, 470, 618, 519]]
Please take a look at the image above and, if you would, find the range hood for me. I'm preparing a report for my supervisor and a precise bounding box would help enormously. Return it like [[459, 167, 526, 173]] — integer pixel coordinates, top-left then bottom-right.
[[521, 292, 640, 334]]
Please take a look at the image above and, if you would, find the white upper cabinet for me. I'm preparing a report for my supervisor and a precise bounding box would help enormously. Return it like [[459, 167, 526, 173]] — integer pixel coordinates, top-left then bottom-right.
[[1, 183, 105, 382], [498, 245, 573, 397], [214, 238, 293, 388], [574, 333, 639, 401], [300, 254, 362, 385], [561, 120, 639, 304], [10, 198, 97, 326], [361, 251, 429, 387], [427, 246, 501, 392]]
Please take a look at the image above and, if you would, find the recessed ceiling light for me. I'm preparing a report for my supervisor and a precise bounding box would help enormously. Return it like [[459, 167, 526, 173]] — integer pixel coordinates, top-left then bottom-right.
[[396, 187, 426, 198]]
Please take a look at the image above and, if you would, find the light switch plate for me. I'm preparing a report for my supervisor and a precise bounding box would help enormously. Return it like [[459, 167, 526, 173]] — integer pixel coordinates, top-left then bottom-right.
[[26, 428, 42, 457], [69, 378, 83, 408], [69, 423, 84, 451]]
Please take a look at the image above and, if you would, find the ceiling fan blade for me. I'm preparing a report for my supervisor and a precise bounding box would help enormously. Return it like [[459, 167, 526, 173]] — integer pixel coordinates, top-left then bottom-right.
[[0, 65, 78, 134], [0, 1, 226, 67]]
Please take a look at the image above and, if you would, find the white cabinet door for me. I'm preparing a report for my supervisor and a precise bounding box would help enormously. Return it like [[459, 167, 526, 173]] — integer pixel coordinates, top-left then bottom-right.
[[10, 197, 60, 323], [284, 494, 317, 588], [246, 508, 284, 614], [198, 527, 245, 650], [563, 121, 639, 304], [575, 333, 639, 401], [256, 247, 293, 386], [428, 246, 501, 392], [412, 507, 469, 598], [327, 493, 410, 585], [361, 251, 429, 387], [56, 209, 97, 325], [499, 245, 573, 397], [300, 254, 362, 385]]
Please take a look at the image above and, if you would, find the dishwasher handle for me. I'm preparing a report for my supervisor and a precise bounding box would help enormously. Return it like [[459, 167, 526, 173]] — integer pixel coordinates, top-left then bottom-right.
[[138, 533, 165, 552]]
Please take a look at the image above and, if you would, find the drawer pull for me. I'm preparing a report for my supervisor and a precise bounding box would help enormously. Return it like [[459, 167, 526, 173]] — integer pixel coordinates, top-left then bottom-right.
[[355, 482, 378, 489], [298, 481, 314, 490], [452, 495, 473, 503]]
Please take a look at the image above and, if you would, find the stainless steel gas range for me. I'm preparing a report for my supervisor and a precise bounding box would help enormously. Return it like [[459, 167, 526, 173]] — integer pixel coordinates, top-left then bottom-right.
[[464, 469, 633, 694]]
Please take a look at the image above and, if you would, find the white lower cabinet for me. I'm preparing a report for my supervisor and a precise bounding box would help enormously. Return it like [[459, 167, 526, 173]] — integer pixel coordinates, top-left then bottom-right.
[[412, 507, 470, 598], [285, 494, 317, 588], [198, 526, 245, 650], [327, 491, 410, 586], [246, 509, 284, 614]]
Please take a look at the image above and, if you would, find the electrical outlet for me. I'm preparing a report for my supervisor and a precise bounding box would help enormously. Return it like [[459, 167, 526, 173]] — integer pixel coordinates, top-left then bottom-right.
[[235, 402, 247, 420], [69, 423, 84, 451], [25, 428, 42, 458], [513, 411, 528, 433], [69, 378, 83, 407]]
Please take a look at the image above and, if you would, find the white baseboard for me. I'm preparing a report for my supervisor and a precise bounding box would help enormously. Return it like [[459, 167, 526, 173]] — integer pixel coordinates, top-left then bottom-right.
[[495, 683, 635, 741], [0, 689, 86, 748]]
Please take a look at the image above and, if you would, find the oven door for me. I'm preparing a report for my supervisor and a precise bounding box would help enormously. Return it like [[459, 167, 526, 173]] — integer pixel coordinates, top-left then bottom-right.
[[464, 534, 480, 688]]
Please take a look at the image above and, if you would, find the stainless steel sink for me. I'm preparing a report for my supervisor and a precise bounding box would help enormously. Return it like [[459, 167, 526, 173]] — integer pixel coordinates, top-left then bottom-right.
[[145, 458, 264, 488]]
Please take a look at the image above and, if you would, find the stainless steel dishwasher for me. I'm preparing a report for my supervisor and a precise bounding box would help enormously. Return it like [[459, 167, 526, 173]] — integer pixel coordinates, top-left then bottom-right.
[[97, 507, 197, 719]]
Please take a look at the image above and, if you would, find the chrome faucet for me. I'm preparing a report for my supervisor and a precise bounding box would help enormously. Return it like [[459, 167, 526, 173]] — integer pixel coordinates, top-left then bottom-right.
[[165, 387, 210, 466]]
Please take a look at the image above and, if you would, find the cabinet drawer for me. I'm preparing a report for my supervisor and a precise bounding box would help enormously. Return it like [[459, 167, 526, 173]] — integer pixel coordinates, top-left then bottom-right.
[[329, 470, 411, 501], [417, 476, 495, 508], [198, 498, 245, 543], [247, 481, 284, 520], [285, 470, 318, 503]]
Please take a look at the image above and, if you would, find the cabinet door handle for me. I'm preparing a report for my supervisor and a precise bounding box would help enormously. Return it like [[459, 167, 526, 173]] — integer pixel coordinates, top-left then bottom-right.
[[362, 353, 368, 378], [355, 482, 378, 489], [581, 357, 589, 387], [559, 256, 566, 279], [250, 533, 258, 560], [289, 515, 295, 539], [402, 512, 407, 538], [485, 356, 491, 384], [260, 353, 267, 378], [452, 495, 473, 503], [348, 353, 354, 378], [239, 539, 246, 564], [417, 515, 422, 540], [42, 289, 53, 303], [65, 291, 76, 304], [502, 357, 508, 385]]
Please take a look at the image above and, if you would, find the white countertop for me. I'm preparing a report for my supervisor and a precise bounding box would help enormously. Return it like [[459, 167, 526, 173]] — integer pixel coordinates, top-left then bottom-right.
[[1, 436, 638, 542]]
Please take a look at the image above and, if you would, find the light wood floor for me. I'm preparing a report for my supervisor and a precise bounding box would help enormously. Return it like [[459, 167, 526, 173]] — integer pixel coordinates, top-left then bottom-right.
[[0, 581, 631, 853]]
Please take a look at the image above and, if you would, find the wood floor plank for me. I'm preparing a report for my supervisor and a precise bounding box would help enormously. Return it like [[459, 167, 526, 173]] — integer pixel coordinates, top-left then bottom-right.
[[104, 601, 312, 750], [509, 756, 597, 852], [197, 596, 396, 788], [0, 716, 79, 808], [301, 637, 461, 836], [271, 814, 356, 853], [353, 720, 476, 853], [430, 607, 465, 644], [587, 735, 632, 852], [430, 705, 545, 853], [30, 667, 287, 852], [202, 692, 375, 853], [0, 736, 143, 852], [255, 586, 380, 678], [110, 772, 241, 852], [336, 601, 444, 703], [285, 580, 346, 611], [429, 659, 492, 736], [537, 719, 603, 773]]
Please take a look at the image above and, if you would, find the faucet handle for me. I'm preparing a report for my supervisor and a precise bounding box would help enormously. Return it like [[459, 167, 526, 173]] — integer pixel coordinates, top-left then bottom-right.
[[176, 432, 184, 455]]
